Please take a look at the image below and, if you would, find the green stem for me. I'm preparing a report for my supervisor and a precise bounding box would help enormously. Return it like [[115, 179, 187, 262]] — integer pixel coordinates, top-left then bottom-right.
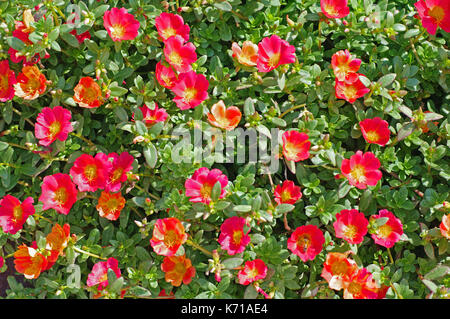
[[186, 239, 212, 257], [387, 247, 394, 264], [72, 246, 107, 260], [280, 104, 306, 118]]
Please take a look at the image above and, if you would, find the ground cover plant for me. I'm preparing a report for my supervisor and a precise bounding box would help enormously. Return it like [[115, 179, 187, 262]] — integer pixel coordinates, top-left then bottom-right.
[[0, 0, 449, 299]]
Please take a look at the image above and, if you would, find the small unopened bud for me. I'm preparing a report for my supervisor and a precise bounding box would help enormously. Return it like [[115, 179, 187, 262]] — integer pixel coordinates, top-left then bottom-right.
[[286, 15, 295, 27], [342, 20, 348, 26], [133, 136, 145, 144]]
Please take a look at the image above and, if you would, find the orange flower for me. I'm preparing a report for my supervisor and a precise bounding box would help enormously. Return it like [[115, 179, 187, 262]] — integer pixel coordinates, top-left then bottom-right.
[[150, 217, 188, 256], [321, 252, 358, 291], [282, 130, 311, 162], [73, 76, 104, 108], [45, 223, 71, 269], [342, 268, 380, 299], [14, 65, 47, 100], [231, 41, 258, 67], [96, 191, 126, 221], [207, 100, 242, 131], [161, 254, 196, 287], [14, 242, 48, 279]]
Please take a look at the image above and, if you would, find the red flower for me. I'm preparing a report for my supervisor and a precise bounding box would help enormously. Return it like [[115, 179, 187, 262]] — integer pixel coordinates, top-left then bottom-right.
[[87, 257, 121, 290], [39, 173, 78, 215], [331, 49, 361, 83], [171, 71, 209, 110], [282, 130, 311, 162], [73, 77, 104, 108], [440, 214, 450, 239], [0, 60, 16, 102], [163, 35, 197, 73], [369, 209, 403, 248], [340, 151, 382, 189], [237, 259, 268, 285], [155, 61, 177, 89], [150, 217, 188, 256], [207, 100, 242, 131], [321, 0, 350, 19], [342, 268, 380, 299], [274, 180, 302, 205], [104, 151, 134, 192], [321, 252, 358, 291], [335, 75, 370, 103], [414, 0, 450, 35], [0, 195, 35, 234], [14, 242, 48, 279], [333, 209, 369, 244], [96, 191, 126, 221], [185, 167, 228, 205], [103, 7, 140, 41], [359, 117, 391, 146], [287, 225, 325, 262], [70, 153, 112, 192], [14, 65, 47, 100], [133, 103, 169, 127], [232, 41, 258, 67], [155, 12, 190, 42], [45, 223, 71, 269], [256, 35, 296, 73], [218, 216, 251, 255], [34, 106, 74, 147]]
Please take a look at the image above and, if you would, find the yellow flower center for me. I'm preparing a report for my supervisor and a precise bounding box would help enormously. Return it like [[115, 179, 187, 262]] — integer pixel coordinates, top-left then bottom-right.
[[247, 267, 259, 279], [200, 183, 213, 200], [268, 52, 281, 68], [232, 230, 243, 245], [324, 4, 339, 16], [163, 229, 179, 248], [297, 234, 311, 252], [0, 73, 8, 91], [343, 224, 358, 240], [162, 27, 177, 39], [429, 5, 445, 24], [347, 282, 362, 295], [365, 130, 379, 143], [12, 205, 23, 222], [106, 197, 120, 212], [54, 187, 68, 204], [284, 142, 300, 160], [169, 51, 183, 66], [184, 88, 197, 103], [350, 164, 366, 183], [48, 121, 61, 138], [161, 74, 173, 87], [343, 85, 357, 99], [84, 164, 98, 181], [110, 168, 124, 183], [280, 190, 292, 203], [174, 261, 186, 274], [330, 260, 349, 276], [83, 86, 99, 103], [110, 24, 125, 39], [377, 224, 392, 238]]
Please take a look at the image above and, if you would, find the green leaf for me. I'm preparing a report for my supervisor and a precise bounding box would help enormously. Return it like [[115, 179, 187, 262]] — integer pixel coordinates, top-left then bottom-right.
[[210, 181, 222, 203], [377, 73, 396, 88], [233, 205, 252, 213], [424, 265, 449, 280], [109, 86, 128, 97], [404, 28, 420, 39], [213, 1, 232, 11], [275, 204, 295, 214], [222, 258, 244, 269], [143, 143, 158, 168]]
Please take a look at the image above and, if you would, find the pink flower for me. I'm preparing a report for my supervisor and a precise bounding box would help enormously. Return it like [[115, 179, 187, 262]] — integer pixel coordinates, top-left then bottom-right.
[[150, 217, 188, 257], [155, 12, 190, 42], [340, 151, 382, 190], [331, 49, 361, 83], [256, 35, 296, 73], [104, 152, 134, 192], [0, 195, 35, 234], [87, 257, 121, 290], [34, 106, 73, 147], [132, 103, 169, 127], [163, 35, 197, 73], [0, 60, 16, 102], [171, 71, 209, 110], [103, 7, 140, 41], [414, 0, 450, 35], [155, 61, 177, 89], [335, 75, 370, 103], [359, 117, 391, 147], [274, 180, 302, 205], [369, 209, 403, 248], [287, 224, 325, 262], [333, 209, 369, 244], [237, 259, 268, 285], [218, 216, 251, 255], [70, 153, 112, 192], [39, 173, 78, 215], [185, 167, 228, 205], [321, 0, 350, 19]]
